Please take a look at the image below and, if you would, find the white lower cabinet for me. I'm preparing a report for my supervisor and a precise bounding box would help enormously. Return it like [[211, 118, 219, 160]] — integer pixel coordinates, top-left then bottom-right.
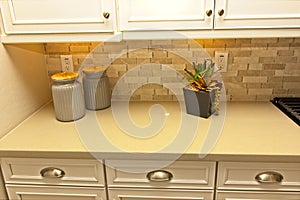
[[106, 160, 216, 189], [109, 188, 213, 200], [0, 158, 107, 200], [217, 162, 300, 191], [1, 158, 106, 187], [2, 158, 300, 200], [6, 184, 106, 200], [216, 191, 300, 200], [106, 160, 216, 200], [217, 162, 300, 200]]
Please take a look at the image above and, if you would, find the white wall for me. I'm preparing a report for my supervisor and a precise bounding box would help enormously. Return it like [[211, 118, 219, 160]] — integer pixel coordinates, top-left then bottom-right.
[[0, 43, 51, 139]]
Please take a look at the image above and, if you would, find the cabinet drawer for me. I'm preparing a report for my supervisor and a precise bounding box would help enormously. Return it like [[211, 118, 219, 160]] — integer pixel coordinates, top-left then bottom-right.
[[216, 190, 300, 200], [106, 160, 215, 189], [1, 158, 105, 186], [218, 162, 300, 191], [110, 188, 213, 200], [6, 184, 106, 200]]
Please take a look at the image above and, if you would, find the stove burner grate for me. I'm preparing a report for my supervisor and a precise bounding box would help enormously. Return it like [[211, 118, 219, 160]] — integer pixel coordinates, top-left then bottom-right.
[[272, 97, 300, 126]]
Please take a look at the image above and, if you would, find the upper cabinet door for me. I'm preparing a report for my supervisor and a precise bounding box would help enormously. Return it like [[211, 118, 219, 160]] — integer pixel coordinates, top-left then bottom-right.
[[0, 0, 115, 34], [215, 0, 300, 29], [117, 0, 214, 31]]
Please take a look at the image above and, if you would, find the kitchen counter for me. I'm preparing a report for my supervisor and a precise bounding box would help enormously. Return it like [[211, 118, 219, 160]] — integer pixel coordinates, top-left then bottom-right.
[[0, 101, 299, 162]]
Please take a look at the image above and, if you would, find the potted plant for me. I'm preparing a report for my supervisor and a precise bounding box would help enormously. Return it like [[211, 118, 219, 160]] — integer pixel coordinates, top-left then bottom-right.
[[183, 59, 222, 118]]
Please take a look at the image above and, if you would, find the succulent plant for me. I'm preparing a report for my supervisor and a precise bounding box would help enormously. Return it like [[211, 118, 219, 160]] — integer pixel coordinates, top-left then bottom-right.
[[184, 59, 222, 92]]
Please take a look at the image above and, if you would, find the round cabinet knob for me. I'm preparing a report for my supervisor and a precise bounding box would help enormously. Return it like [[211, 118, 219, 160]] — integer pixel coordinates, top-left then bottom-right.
[[103, 11, 110, 19], [255, 171, 284, 183], [218, 9, 225, 16], [40, 167, 65, 178], [146, 170, 173, 182], [206, 10, 213, 17]]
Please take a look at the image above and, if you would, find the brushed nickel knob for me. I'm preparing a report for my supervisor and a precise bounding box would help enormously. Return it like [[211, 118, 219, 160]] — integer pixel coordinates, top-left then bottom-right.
[[147, 170, 173, 182], [218, 9, 225, 16], [40, 167, 65, 178], [255, 171, 284, 183], [103, 11, 110, 19], [206, 10, 213, 17]]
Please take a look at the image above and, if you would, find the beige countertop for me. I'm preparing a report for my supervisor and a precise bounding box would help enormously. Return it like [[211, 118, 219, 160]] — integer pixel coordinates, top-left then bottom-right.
[[0, 101, 299, 162]]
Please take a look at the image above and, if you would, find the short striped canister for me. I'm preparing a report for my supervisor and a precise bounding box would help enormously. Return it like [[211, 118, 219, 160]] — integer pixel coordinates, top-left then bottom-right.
[[51, 72, 85, 122], [83, 66, 111, 110]]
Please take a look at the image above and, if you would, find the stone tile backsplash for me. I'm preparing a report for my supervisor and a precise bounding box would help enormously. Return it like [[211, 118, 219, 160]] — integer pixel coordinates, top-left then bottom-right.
[[45, 38, 300, 101]]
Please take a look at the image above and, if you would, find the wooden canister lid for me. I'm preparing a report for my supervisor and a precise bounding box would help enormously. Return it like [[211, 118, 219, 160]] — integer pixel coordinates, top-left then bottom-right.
[[51, 71, 78, 82], [82, 66, 106, 74]]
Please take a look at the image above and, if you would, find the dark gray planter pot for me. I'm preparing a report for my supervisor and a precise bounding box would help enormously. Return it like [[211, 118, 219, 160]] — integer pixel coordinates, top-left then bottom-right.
[[183, 87, 216, 118]]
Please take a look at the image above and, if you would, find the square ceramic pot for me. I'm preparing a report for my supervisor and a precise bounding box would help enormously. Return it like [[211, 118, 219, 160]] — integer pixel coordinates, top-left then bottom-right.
[[183, 87, 216, 118]]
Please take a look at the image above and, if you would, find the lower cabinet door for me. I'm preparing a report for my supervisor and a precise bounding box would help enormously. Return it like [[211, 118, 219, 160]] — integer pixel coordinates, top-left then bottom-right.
[[109, 188, 213, 200], [6, 184, 106, 200], [216, 191, 300, 200]]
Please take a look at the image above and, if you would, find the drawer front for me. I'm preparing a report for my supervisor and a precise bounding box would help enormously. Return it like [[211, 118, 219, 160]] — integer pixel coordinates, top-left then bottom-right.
[[110, 188, 213, 200], [216, 190, 300, 200], [218, 162, 300, 191], [1, 158, 105, 186], [106, 160, 216, 189], [6, 184, 106, 200]]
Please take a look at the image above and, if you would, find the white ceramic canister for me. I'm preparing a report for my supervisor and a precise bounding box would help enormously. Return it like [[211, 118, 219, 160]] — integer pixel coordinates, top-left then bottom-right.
[[51, 72, 85, 122], [82, 66, 111, 110]]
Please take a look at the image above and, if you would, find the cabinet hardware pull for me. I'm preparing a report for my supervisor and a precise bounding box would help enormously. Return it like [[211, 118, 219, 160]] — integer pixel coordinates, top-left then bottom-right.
[[206, 10, 213, 17], [40, 167, 65, 178], [103, 11, 110, 19], [146, 170, 173, 182], [218, 9, 225, 16], [255, 171, 284, 183]]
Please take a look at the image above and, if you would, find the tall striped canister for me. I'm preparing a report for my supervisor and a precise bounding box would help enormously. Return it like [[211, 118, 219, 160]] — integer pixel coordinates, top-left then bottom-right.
[[82, 66, 111, 110], [51, 72, 85, 122]]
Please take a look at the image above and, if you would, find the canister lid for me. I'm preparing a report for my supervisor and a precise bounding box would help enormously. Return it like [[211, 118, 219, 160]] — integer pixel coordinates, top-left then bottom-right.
[[51, 71, 78, 82], [82, 66, 106, 74]]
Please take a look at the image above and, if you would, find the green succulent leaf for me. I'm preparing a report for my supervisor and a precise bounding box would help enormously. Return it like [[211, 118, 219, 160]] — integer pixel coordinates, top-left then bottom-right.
[[186, 59, 220, 91]]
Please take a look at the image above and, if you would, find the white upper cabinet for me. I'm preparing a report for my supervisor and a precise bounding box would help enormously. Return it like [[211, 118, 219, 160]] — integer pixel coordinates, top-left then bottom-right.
[[0, 0, 115, 34], [117, 0, 214, 31], [215, 0, 300, 29], [118, 0, 300, 39], [0, 0, 122, 43], [118, 0, 300, 31], [1, 0, 300, 42]]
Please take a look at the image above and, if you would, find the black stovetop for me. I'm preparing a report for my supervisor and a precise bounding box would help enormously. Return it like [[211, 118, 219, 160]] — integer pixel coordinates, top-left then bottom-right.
[[272, 97, 300, 126]]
